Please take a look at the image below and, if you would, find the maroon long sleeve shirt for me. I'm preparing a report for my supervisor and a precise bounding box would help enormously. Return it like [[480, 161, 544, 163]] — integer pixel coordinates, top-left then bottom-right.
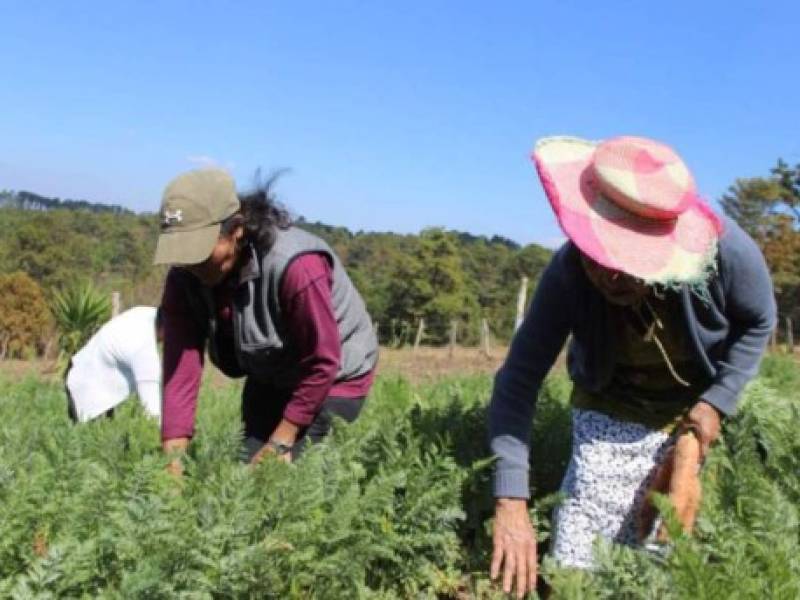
[[161, 252, 374, 441]]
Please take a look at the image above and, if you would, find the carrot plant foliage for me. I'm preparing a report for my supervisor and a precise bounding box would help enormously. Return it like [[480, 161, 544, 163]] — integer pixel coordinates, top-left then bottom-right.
[[0, 357, 797, 598]]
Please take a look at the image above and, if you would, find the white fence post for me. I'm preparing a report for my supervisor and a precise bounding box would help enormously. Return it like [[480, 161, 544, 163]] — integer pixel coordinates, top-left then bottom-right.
[[111, 291, 121, 318], [481, 318, 491, 357], [514, 276, 529, 332], [413, 318, 425, 352]]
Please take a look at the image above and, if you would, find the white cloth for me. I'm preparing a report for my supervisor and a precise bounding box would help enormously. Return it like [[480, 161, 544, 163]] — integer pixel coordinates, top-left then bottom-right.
[[551, 409, 673, 569], [66, 306, 161, 422]]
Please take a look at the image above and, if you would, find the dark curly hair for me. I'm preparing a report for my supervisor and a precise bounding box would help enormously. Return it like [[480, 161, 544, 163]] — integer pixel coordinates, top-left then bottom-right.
[[220, 170, 292, 253]]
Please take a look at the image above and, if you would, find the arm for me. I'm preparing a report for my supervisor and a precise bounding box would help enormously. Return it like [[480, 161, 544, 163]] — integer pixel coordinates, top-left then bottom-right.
[[700, 226, 777, 416], [686, 226, 776, 457], [160, 269, 206, 451], [489, 250, 573, 499], [253, 254, 340, 459], [488, 249, 573, 597]]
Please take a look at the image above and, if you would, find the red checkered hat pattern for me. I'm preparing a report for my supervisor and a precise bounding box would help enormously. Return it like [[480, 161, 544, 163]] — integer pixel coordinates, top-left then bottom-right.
[[533, 136, 722, 284]]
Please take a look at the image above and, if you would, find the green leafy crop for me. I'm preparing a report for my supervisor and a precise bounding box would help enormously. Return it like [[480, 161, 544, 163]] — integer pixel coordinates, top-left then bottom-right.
[[0, 357, 797, 598]]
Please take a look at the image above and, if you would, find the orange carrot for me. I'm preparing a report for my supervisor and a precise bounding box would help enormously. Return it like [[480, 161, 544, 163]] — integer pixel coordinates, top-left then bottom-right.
[[660, 429, 702, 540], [639, 430, 702, 542], [639, 446, 673, 540]]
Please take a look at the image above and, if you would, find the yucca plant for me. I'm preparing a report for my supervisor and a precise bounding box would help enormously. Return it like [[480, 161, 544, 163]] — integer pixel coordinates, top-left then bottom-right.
[[50, 282, 111, 368]]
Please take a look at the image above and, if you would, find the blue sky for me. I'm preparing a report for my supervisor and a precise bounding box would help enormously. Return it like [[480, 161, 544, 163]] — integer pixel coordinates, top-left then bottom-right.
[[1, 1, 798, 247]]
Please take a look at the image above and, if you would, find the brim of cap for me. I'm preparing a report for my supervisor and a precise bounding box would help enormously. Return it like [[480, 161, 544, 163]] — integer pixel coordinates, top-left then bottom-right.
[[153, 224, 221, 265], [532, 136, 722, 285]]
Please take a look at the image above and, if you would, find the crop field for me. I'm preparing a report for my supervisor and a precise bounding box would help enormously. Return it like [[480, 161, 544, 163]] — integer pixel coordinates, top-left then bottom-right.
[[0, 355, 798, 598]]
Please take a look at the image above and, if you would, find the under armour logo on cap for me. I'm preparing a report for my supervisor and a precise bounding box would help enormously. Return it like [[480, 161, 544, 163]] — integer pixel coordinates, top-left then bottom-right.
[[162, 209, 183, 226]]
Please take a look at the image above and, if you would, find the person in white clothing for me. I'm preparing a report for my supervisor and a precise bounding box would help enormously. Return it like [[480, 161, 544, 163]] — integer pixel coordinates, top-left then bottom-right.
[[65, 306, 164, 423]]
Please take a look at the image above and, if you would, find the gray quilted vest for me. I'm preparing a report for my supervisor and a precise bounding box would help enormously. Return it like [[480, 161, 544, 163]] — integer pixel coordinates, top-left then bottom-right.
[[189, 226, 378, 386]]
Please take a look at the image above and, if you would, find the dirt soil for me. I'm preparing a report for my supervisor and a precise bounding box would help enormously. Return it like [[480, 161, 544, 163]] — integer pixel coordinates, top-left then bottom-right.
[[0, 347, 511, 386], [377, 346, 508, 383], [200, 346, 512, 388], [0, 358, 59, 382]]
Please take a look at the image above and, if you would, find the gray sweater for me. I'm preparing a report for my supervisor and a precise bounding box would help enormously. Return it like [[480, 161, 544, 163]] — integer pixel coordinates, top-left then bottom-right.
[[489, 217, 777, 498]]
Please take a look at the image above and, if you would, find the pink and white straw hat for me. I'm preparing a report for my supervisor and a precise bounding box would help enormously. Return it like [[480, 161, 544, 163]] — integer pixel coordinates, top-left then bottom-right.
[[533, 135, 723, 286]]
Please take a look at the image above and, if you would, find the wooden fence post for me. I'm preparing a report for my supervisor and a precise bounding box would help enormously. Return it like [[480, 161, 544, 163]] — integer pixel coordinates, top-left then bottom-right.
[[481, 318, 491, 358], [413, 318, 425, 352], [787, 317, 794, 354], [514, 276, 529, 332], [449, 320, 458, 359], [373, 321, 379, 343], [770, 325, 778, 353], [111, 291, 121, 318]]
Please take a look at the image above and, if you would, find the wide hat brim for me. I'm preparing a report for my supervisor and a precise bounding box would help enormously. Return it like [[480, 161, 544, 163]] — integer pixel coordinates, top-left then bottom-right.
[[532, 136, 722, 285], [153, 224, 221, 266]]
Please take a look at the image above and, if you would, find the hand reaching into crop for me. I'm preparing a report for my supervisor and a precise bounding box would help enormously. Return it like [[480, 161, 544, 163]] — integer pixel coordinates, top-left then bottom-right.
[[163, 437, 189, 479], [491, 498, 537, 598], [250, 419, 298, 466], [250, 442, 293, 465]]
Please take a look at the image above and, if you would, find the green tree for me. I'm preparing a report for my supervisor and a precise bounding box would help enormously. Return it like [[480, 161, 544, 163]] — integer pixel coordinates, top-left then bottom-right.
[[385, 229, 478, 344], [773, 159, 800, 219], [720, 177, 785, 240], [721, 163, 800, 326]]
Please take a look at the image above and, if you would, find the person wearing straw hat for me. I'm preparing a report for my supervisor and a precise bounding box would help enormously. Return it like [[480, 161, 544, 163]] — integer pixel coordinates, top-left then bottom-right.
[[153, 169, 378, 472], [488, 136, 776, 596]]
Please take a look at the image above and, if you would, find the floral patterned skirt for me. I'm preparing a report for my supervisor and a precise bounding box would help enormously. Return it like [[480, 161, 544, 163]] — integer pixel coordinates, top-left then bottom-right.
[[551, 408, 674, 569]]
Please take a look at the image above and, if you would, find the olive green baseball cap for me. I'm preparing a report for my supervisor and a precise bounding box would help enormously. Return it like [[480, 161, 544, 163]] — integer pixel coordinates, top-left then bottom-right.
[[153, 169, 240, 265]]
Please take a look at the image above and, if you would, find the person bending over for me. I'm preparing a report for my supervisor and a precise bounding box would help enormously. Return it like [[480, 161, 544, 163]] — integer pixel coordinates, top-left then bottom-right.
[[488, 136, 776, 597], [65, 306, 163, 423], [153, 169, 378, 470]]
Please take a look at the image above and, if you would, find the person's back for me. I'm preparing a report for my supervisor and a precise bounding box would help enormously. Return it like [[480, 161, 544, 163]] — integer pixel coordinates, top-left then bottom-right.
[[66, 306, 162, 422]]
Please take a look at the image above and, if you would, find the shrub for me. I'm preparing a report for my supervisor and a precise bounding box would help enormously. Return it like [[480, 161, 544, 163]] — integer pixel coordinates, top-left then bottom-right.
[[0, 272, 52, 359], [50, 282, 111, 364]]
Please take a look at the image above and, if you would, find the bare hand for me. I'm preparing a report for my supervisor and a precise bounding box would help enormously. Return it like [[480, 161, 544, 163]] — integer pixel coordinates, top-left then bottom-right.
[[250, 443, 292, 466], [163, 437, 189, 478], [683, 400, 722, 459], [166, 457, 185, 478], [491, 498, 537, 598], [250, 419, 299, 466]]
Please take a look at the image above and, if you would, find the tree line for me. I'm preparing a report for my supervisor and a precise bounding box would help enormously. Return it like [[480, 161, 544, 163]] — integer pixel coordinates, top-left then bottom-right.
[[0, 190, 132, 214], [0, 195, 552, 357], [2, 156, 798, 359]]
